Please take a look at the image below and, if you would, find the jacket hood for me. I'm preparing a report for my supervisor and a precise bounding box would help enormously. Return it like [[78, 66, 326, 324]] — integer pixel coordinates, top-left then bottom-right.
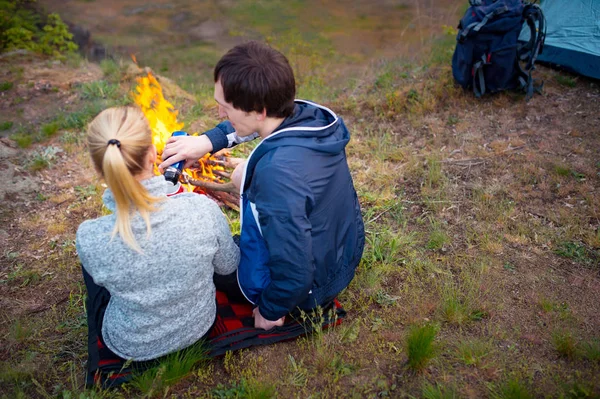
[[240, 100, 350, 194], [260, 100, 349, 155]]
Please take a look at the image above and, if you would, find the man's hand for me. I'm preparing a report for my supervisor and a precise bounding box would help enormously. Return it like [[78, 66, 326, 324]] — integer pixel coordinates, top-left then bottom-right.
[[158, 135, 213, 172], [253, 307, 285, 330]]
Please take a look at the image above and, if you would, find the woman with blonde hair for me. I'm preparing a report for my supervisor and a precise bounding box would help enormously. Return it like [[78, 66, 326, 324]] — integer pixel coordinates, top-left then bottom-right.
[[76, 106, 239, 384]]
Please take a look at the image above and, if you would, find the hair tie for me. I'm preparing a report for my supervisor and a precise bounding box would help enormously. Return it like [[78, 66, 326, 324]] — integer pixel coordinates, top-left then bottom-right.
[[107, 139, 121, 148]]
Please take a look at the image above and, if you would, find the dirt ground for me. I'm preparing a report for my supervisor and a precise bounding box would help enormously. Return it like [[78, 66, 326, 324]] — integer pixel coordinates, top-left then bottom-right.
[[1, 3, 600, 396]]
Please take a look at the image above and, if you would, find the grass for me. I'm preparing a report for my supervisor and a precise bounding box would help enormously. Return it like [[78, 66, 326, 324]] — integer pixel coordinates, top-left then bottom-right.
[[427, 219, 450, 250], [581, 339, 600, 362], [212, 378, 276, 399], [455, 338, 494, 367], [552, 331, 578, 359], [0, 121, 13, 131], [555, 74, 578, 88], [422, 382, 459, 399], [100, 58, 123, 82], [405, 323, 439, 371], [129, 341, 210, 396], [0, 81, 14, 91], [490, 379, 533, 399], [27, 145, 62, 171], [3, 3, 600, 397], [79, 80, 120, 100], [8, 319, 34, 344], [41, 120, 61, 137]]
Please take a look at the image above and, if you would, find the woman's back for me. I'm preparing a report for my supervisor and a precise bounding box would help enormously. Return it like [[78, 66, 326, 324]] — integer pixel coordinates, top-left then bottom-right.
[[77, 176, 239, 360]]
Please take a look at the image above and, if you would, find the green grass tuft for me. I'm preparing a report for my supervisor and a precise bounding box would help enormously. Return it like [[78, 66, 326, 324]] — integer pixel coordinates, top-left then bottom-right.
[[422, 381, 459, 399], [405, 323, 438, 371], [130, 341, 209, 395], [427, 224, 450, 250], [455, 338, 493, 367], [40, 120, 60, 137], [581, 339, 600, 362], [555, 74, 577, 88], [212, 378, 276, 399], [552, 331, 578, 359], [100, 58, 123, 82], [0, 121, 13, 131], [79, 80, 119, 100], [0, 81, 14, 91], [490, 378, 533, 399]]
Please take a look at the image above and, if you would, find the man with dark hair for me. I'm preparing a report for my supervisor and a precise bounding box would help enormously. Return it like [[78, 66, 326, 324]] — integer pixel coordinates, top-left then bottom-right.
[[160, 41, 365, 330]]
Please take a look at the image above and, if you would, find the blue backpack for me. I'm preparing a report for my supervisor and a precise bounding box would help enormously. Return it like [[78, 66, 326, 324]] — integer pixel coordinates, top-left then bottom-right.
[[452, 0, 546, 100]]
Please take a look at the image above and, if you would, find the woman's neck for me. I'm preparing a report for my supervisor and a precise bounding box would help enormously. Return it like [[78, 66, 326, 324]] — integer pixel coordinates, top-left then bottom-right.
[[135, 169, 155, 182]]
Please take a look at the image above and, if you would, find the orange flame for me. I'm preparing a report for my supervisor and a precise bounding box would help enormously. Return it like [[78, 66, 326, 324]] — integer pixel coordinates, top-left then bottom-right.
[[131, 70, 225, 191]]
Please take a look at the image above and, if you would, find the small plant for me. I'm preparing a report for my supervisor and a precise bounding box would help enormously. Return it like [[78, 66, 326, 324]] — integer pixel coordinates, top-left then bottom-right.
[[427, 223, 450, 250], [9, 319, 34, 344], [455, 338, 493, 367], [555, 74, 577, 88], [60, 102, 105, 130], [561, 381, 596, 398], [438, 280, 477, 326], [40, 120, 60, 137], [0, 121, 13, 131], [11, 126, 34, 147], [375, 289, 399, 307], [405, 323, 438, 371], [59, 130, 83, 145], [79, 80, 119, 100], [581, 338, 600, 361], [287, 355, 307, 387], [425, 156, 443, 189], [100, 58, 123, 82], [552, 331, 578, 359], [490, 378, 533, 399], [0, 81, 13, 91], [130, 341, 209, 395], [75, 184, 97, 200], [212, 378, 276, 399], [447, 115, 459, 126], [554, 164, 572, 176], [422, 382, 459, 399], [554, 241, 588, 262], [27, 145, 62, 171]]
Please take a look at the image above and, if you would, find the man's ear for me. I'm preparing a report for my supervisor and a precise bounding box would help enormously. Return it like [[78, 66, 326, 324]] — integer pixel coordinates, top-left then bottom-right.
[[256, 108, 267, 121]]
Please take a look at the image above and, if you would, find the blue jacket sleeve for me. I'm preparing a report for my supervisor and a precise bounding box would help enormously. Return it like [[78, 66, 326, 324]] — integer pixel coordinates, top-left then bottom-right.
[[204, 121, 260, 153], [253, 160, 315, 321], [203, 121, 234, 153]]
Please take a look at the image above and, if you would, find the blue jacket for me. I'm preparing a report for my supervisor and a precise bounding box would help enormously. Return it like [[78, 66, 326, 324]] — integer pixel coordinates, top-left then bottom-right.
[[205, 100, 365, 320]]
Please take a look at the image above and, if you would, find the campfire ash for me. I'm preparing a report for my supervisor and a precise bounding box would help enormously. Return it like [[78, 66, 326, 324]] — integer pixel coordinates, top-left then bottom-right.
[[131, 70, 241, 210]]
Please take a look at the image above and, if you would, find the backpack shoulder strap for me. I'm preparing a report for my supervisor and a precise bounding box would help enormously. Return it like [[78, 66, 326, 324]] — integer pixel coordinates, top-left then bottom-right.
[[458, 5, 509, 42], [517, 3, 546, 100]]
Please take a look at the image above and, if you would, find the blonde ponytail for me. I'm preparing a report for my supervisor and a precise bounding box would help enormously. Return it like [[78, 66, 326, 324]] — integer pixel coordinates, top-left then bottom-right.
[[87, 106, 162, 252]]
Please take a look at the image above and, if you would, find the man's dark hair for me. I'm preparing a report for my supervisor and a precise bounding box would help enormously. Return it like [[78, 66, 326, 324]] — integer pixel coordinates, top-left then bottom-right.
[[214, 41, 296, 118]]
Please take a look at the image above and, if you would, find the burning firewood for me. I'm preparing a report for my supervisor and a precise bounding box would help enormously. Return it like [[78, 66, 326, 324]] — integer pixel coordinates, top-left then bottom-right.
[[184, 176, 240, 210], [131, 68, 244, 211], [185, 178, 238, 195]]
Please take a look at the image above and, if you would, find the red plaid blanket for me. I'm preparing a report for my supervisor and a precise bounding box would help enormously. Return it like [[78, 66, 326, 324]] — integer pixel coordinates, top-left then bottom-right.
[[87, 291, 345, 388]]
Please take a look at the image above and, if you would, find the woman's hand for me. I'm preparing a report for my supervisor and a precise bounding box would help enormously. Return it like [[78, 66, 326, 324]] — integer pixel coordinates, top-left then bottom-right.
[[159, 135, 213, 172]]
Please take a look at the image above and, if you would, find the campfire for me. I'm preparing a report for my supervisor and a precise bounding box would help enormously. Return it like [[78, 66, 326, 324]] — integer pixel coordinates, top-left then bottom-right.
[[131, 70, 242, 210]]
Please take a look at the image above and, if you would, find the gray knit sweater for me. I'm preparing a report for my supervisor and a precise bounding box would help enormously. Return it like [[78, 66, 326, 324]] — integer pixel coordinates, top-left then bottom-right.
[[76, 176, 239, 361]]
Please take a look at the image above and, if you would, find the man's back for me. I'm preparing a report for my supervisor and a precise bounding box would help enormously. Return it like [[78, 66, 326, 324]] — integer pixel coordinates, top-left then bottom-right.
[[237, 101, 365, 319]]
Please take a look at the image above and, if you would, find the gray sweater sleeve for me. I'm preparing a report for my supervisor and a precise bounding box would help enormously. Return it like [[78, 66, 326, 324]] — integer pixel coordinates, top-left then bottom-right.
[[205, 199, 240, 275]]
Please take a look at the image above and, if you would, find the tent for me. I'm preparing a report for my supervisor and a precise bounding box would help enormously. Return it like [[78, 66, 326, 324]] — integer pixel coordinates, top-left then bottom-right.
[[533, 0, 600, 79]]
